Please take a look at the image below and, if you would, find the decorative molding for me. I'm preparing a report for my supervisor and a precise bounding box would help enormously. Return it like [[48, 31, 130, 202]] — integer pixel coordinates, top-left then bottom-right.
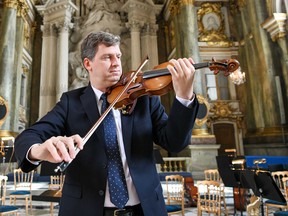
[[3, 0, 17, 10], [208, 100, 244, 129], [19, 105, 27, 124], [195, 95, 210, 127], [168, 0, 195, 16], [0, 96, 9, 127], [261, 13, 287, 42], [17, 0, 29, 18], [197, 2, 228, 42]]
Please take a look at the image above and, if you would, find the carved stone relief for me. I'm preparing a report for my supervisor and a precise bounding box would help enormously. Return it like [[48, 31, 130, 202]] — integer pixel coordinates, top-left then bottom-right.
[[68, 0, 126, 90]]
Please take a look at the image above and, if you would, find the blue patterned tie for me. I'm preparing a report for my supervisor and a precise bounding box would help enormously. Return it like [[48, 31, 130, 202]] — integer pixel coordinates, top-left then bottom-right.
[[101, 93, 129, 209]]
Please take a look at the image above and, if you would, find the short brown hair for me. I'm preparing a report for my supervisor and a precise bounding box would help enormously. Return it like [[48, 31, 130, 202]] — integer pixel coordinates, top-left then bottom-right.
[[80, 31, 121, 62]]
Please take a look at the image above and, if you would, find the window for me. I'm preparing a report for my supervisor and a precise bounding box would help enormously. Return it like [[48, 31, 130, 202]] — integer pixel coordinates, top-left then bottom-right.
[[206, 69, 230, 100]]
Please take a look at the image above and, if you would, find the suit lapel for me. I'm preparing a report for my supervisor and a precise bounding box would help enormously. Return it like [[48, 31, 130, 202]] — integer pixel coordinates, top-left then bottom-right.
[[121, 112, 134, 161], [80, 85, 100, 126]]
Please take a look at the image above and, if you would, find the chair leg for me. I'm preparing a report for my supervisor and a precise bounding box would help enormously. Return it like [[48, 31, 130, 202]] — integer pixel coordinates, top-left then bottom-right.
[[50, 202, 54, 216], [29, 197, 33, 215], [25, 197, 28, 216]]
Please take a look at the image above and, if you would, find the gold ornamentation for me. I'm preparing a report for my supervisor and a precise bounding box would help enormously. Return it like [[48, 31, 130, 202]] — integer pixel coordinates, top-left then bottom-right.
[[209, 101, 244, 129], [0, 96, 9, 127], [195, 95, 210, 127], [168, 0, 195, 16], [229, 0, 247, 15], [206, 41, 233, 47], [19, 105, 27, 123], [3, 0, 18, 9], [197, 2, 228, 42], [17, 0, 28, 18], [24, 22, 30, 49]]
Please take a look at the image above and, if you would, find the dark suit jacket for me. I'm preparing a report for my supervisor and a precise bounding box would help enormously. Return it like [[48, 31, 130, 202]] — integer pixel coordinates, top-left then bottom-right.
[[14, 84, 199, 216]]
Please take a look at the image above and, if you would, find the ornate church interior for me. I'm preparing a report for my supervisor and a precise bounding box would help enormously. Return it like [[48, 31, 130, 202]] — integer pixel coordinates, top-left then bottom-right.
[[0, 0, 288, 215]]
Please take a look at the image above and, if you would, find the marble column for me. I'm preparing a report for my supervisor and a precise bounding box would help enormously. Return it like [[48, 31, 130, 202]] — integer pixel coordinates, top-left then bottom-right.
[[127, 21, 142, 70], [173, 0, 205, 96], [171, 0, 208, 135], [0, 0, 26, 134], [141, 24, 159, 69], [239, 1, 282, 129], [39, 24, 57, 118], [37, 0, 77, 118], [56, 23, 70, 101]]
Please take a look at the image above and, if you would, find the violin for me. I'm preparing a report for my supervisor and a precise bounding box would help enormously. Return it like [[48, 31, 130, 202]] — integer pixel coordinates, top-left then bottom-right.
[[107, 57, 241, 114], [55, 57, 243, 173]]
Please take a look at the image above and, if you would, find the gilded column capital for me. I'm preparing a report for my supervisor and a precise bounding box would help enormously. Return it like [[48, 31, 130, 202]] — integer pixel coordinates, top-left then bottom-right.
[[229, 0, 247, 15], [3, 0, 28, 17], [3, 0, 17, 10], [17, 0, 29, 18], [168, 0, 195, 16]]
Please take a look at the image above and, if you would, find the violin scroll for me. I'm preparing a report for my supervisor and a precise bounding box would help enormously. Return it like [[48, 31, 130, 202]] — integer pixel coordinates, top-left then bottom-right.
[[209, 58, 240, 76]]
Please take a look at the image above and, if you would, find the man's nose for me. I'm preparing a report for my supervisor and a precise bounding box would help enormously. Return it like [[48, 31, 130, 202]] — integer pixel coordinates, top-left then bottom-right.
[[111, 57, 120, 66]]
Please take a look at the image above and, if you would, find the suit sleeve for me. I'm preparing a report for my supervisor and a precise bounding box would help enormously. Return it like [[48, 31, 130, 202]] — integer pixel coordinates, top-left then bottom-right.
[[152, 95, 199, 153], [14, 94, 69, 172]]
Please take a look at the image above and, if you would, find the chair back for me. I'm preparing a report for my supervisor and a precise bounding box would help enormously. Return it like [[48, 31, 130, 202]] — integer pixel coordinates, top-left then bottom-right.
[[49, 174, 65, 191], [0, 175, 8, 205], [165, 175, 184, 204], [271, 171, 288, 191], [197, 180, 222, 215], [13, 168, 34, 191], [282, 177, 288, 202], [165, 175, 185, 215], [204, 169, 221, 182], [246, 195, 260, 216]]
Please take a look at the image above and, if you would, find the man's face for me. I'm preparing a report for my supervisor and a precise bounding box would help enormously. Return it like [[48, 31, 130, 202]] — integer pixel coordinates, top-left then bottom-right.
[[83, 44, 122, 92]]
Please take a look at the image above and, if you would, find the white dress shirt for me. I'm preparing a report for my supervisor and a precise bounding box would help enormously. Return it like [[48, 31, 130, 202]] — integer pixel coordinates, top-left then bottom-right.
[[92, 87, 141, 207]]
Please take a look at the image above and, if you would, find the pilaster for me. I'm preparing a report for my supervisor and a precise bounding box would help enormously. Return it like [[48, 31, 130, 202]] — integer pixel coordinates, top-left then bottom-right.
[[122, 0, 161, 70], [36, 0, 77, 118], [0, 0, 27, 133]]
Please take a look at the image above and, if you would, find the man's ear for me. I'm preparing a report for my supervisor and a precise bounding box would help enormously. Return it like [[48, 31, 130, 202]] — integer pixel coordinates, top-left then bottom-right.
[[83, 58, 91, 72]]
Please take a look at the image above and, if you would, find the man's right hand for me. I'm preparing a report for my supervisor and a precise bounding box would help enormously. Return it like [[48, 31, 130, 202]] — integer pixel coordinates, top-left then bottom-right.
[[28, 134, 83, 163]]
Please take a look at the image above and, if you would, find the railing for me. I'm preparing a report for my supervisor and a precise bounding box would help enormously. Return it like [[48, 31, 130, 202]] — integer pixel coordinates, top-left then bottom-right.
[[160, 157, 191, 172]]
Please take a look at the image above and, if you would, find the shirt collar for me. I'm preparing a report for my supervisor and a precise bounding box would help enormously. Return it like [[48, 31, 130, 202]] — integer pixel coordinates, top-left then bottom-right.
[[91, 85, 104, 102]]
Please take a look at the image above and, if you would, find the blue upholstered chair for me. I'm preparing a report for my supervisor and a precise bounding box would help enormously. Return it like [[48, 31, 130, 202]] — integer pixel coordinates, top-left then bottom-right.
[[0, 175, 18, 215], [165, 175, 185, 216], [266, 173, 288, 215], [9, 169, 34, 215], [274, 211, 288, 215]]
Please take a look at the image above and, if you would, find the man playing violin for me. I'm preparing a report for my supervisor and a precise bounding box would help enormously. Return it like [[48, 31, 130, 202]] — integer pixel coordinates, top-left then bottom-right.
[[14, 31, 199, 216]]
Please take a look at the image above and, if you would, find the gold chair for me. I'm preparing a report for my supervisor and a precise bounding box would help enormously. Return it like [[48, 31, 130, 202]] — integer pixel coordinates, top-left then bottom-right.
[[0, 175, 18, 215], [273, 177, 288, 216], [9, 169, 34, 216], [247, 195, 261, 216], [204, 169, 221, 182], [265, 171, 288, 215], [165, 175, 185, 216], [48, 174, 65, 215], [204, 169, 228, 215], [197, 180, 227, 216]]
